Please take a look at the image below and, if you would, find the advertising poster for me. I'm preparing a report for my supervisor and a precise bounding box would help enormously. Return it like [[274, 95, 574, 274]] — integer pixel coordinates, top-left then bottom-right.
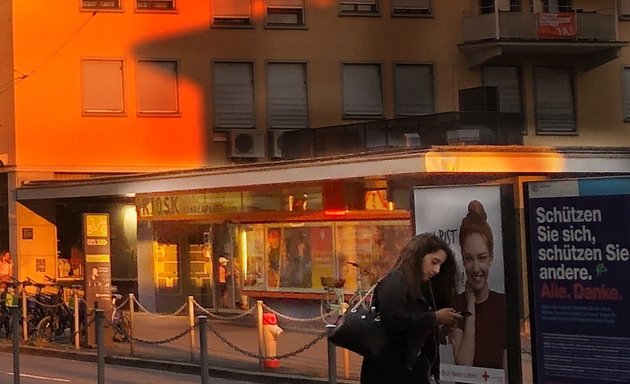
[[525, 177, 630, 384], [414, 185, 506, 384]]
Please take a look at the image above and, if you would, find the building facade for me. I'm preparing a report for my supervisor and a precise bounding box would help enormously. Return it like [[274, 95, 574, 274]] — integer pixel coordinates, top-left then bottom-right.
[[1, 0, 630, 316]]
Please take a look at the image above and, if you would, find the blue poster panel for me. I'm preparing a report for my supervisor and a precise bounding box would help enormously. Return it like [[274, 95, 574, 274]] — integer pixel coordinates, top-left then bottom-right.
[[525, 177, 630, 384]]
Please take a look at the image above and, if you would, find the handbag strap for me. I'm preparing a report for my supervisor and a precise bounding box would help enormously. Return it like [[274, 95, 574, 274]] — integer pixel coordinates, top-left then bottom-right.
[[349, 279, 380, 312]]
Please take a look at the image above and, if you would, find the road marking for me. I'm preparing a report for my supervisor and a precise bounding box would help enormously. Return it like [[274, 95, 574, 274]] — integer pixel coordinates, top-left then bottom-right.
[[1, 371, 71, 382]]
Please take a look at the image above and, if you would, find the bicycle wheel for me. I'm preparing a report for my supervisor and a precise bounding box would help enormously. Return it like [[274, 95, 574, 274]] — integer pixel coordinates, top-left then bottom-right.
[[35, 315, 54, 343], [320, 289, 343, 325]]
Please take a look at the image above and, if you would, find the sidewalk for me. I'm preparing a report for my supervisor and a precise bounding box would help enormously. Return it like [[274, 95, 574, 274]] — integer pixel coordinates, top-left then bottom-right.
[[0, 311, 533, 384]]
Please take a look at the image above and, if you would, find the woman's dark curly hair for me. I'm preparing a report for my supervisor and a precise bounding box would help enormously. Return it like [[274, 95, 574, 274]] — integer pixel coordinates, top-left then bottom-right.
[[391, 233, 458, 309]]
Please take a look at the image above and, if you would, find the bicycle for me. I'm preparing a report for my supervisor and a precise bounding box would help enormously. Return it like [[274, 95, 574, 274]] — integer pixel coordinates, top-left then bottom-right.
[[320, 261, 372, 325]]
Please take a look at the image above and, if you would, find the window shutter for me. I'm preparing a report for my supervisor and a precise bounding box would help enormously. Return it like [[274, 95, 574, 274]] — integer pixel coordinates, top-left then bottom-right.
[[82, 59, 124, 113], [214, 0, 251, 17], [268, 63, 308, 129], [393, 0, 431, 10], [214, 62, 255, 129], [623, 68, 630, 120], [483, 66, 522, 113], [137, 60, 178, 113], [267, 0, 303, 6], [394, 64, 434, 116], [343, 64, 383, 117], [535, 67, 575, 133]]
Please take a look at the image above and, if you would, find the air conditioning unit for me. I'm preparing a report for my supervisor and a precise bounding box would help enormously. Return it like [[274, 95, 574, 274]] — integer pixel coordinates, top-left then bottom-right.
[[268, 129, 296, 159], [228, 130, 265, 158]]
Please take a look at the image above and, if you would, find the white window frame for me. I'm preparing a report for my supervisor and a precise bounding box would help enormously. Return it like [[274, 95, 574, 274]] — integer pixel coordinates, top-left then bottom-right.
[[81, 59, 125, 114], [136, 0, 176, 10], [136, 60, 180, 115], [81, 0, 121, 10], [213, 61, 256, 130], [392, 0, 432, 16], [266, 0, 305, 27], [393, 63, 434, 117], [342, 63, 383, 119], [339, 0, 379, 15], [267, 62, 308, 129], [534, 66, 576, 134], [213, 0, 253, 26]]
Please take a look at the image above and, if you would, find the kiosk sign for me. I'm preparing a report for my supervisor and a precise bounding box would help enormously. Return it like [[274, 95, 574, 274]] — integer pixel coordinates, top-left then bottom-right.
[[525, 177, 630, 384]]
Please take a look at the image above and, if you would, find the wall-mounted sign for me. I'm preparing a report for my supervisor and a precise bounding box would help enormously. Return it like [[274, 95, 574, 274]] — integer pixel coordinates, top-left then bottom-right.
[[22, 227, 33, 240]]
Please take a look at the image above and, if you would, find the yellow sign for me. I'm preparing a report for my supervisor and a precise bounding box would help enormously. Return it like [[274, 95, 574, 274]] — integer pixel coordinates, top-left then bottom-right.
[[86, 214, 109, 237], [86, 254, 111, 263], [87, 238, 109, 246]]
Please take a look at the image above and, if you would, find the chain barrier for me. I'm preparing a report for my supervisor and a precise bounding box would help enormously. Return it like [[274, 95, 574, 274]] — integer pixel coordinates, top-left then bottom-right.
[[204, 319, 328, 360], [192, 300, 256, 320], [114, 297, 129, 310], [132, 296, 188, 317], [23, 294, 66, 308], [262, 303, 330, 323], [105, 316, 198, 345]]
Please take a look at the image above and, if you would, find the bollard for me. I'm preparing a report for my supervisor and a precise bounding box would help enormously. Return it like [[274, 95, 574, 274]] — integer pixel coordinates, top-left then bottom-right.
[[256, 300, 264, 371], [198, 316, 209, 384], [95, 308, 105, 384], [21, 286, 27, 342], [326, 324, 337, 384], [262, 312, 283, 368], [129, 293, 135, 355], [73, 291, 80, 349], [188, 295, 196, 362], [11, 305, 20, 384]]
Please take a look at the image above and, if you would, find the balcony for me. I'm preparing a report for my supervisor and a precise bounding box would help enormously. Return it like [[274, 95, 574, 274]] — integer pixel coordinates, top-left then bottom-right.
[[459, 10, 627, 70], [280, 112, 523, 160]]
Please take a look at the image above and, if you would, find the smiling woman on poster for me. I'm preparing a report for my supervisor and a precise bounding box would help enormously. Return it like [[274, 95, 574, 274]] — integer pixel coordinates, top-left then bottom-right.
[[451, 200, 506, 369]]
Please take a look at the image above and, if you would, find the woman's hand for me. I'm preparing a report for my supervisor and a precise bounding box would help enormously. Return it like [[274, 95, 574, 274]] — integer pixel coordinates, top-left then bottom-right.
[[435, 308, 463, 327]]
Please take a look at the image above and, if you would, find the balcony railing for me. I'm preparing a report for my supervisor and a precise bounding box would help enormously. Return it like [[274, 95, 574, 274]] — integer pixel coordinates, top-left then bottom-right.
[[462, 11, 617, 43], [280, 112, 524, 160]]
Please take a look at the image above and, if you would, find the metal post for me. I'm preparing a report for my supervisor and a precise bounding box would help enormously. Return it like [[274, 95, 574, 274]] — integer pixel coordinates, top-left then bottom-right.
[[95, 308, 105, 384], [74, 291, 80, 349], [340, 302, 350, 378], [11, 305, 20, 384], [188, 295, 196, 362], [326, 324, 337, 384], [129, 293, 135, 355], [21, 289, 27, 342], [198, 316, 209, 384], [256, 300, 264, 371]]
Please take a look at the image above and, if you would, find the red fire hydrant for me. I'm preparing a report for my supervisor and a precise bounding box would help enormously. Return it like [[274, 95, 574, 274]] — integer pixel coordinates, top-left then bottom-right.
[[262, 313, 283, 368]]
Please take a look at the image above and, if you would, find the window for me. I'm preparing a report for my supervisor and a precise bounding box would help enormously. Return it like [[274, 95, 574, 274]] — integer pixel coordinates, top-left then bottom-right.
[[213, 0, 252, 26], [392, 0, 431, 16], [339, 0, 378, 15], [482, 66, 523, 114], [480, 0, 494, 13], [543, 0, 572, 12], [137, 0, 175, 10], [620, 0, 630, 19], [81, 0, 121, 10], [266, 0, 304, 26], [81, 59, 124, 114], [213, 62, 255, 129], [394, 64, 434, 116], [136, 60, 179, 114], [622, 67, 630, 120], [267, 62, 308, 129], [342, 63, 383, 118], [534, 67, 576, 133]]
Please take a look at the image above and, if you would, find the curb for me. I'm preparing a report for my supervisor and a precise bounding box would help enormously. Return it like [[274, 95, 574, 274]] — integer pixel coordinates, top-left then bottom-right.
[[0, 343, 359, 384]]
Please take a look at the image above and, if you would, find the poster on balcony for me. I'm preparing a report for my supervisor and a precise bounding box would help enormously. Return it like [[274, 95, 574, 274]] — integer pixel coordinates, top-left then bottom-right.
[[538, 12, 576, 38], [525, 177, 630, 384], [414, 185, 507, 384]]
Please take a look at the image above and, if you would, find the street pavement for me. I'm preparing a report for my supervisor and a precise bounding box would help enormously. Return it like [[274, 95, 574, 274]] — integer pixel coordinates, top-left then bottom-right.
[[0, 311, 534, 384]]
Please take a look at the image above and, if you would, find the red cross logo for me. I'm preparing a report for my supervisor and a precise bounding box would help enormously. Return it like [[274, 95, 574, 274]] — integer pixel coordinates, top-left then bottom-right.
[[482, 371, 490, 382]]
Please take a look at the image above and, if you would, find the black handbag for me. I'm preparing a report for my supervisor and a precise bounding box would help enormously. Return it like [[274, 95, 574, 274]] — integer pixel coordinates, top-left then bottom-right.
[[328, 284, 388, 359]]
